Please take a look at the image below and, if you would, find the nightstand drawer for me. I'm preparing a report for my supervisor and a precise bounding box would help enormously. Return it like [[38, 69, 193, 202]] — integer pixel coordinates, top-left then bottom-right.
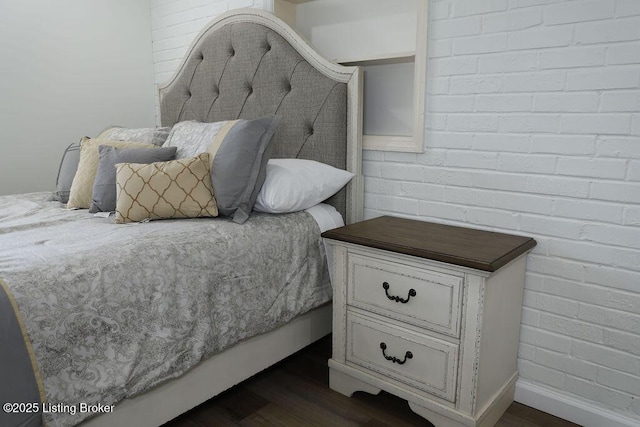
[[348, 253, 463, 337], [346, 312, 458, 402]]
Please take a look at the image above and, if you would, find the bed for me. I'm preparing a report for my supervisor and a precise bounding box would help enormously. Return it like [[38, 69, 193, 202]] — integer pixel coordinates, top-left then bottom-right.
[[0, 9, 362, 427]]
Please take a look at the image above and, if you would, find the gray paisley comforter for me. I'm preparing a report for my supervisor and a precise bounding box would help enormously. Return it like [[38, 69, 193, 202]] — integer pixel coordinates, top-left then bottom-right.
[[0, 192, 332, 427]]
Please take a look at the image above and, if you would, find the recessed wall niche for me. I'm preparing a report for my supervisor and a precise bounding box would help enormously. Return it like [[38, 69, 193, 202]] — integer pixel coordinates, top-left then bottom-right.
[[272, 0, 428, 152]]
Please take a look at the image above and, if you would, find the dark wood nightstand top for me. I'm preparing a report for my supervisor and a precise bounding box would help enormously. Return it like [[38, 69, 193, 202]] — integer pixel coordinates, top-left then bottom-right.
[[321, 216, 537, 272]]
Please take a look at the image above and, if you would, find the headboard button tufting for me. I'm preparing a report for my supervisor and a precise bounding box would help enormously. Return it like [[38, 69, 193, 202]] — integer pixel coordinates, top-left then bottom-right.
[[158, 18, 350, 220]]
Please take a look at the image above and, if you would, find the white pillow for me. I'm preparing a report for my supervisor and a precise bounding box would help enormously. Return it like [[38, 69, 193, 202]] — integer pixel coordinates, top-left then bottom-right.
[[254, 159, 355, 214]]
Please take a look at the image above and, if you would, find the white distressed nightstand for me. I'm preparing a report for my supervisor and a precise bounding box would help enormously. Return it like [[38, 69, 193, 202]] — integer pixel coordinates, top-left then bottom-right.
[[321, 216, 537, 427]]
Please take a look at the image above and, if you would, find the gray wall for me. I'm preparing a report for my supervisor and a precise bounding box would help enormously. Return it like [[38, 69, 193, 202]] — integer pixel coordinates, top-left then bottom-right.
[[0, 0, 156, 195]]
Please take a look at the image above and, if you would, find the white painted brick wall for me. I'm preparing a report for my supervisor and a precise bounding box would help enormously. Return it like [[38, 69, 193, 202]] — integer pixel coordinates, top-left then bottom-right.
[[543, 0, 615, 25], [365, 0, 640, 422], [149, 0, 640, 423]]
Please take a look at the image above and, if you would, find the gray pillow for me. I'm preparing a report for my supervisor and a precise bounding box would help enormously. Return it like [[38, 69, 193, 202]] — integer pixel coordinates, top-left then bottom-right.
[[97, 126, 171, 146], [212, 116, 281, 224], [89, 145, 177, 213], [164, 116, 281, 224], [54, 139, 83, 203]]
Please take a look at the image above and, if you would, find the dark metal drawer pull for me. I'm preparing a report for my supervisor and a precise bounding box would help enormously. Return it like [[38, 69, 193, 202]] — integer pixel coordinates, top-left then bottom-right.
[[382, 282, 416, 304], [380, 342, 413, 365]]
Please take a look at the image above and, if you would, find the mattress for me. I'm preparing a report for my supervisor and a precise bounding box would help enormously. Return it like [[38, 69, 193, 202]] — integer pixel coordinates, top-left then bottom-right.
[[0, 192, 335, 427]]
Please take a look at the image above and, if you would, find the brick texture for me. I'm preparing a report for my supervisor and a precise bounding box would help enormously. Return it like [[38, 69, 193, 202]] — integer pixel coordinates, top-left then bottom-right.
[[366, 0, 640, 422]]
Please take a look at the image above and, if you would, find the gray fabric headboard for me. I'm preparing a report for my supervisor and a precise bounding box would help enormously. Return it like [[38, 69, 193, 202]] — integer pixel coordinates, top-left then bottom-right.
[[159, 12, 355, 219]]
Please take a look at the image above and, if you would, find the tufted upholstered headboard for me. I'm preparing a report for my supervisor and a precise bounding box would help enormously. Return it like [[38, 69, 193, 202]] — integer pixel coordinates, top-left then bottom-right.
[[158, 9, 363, 224]]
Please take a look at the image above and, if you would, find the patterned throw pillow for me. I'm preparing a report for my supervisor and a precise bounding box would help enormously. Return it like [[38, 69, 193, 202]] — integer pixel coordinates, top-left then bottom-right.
[[67, 138, 156, 209], [114, 153, 218, 224]]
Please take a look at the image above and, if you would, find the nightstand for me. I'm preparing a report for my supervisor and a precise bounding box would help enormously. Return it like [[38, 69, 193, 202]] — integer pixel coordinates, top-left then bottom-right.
[[321, 216, 537, 427]]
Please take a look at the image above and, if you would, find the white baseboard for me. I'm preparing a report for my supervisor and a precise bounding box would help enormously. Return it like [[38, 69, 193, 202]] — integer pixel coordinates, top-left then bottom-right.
[[515, 379, 640, 427]]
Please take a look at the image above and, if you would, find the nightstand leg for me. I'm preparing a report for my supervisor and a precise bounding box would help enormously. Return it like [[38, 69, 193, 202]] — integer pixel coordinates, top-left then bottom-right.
[[329, 367, 381, 397]]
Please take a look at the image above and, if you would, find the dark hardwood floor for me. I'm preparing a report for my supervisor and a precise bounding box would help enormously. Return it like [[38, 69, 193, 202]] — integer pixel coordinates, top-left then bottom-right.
[[164, 336, 581, 427]]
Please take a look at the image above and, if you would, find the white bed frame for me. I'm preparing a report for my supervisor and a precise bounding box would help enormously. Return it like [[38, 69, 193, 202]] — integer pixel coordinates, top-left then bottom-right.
[[83, 9, 362, 426]]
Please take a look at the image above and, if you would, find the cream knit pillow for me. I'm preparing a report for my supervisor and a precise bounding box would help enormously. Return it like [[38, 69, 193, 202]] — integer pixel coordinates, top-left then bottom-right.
[[114, 153, 218, 224]]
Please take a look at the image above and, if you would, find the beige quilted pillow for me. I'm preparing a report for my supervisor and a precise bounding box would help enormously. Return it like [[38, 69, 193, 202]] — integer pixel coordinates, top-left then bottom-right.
[[114, 153, 218, 224], [67, 137, 155, 209]]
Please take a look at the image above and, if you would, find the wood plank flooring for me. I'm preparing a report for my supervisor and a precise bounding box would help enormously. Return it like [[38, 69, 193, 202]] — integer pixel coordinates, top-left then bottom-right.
[[164, 335, 581, 427]]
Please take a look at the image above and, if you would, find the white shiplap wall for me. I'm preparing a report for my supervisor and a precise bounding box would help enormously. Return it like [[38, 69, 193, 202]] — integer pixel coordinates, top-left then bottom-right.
[[150, 1, 640, 426]]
